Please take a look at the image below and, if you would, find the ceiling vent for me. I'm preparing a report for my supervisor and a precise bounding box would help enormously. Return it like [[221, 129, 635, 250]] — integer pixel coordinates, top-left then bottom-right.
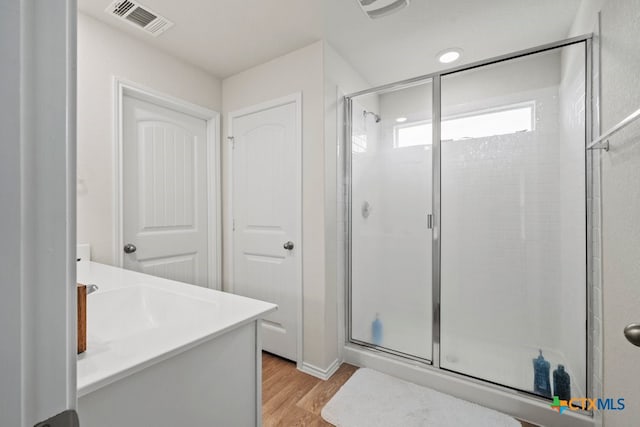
[[357, 0, 410, 19], [105, 1, 174, 37]]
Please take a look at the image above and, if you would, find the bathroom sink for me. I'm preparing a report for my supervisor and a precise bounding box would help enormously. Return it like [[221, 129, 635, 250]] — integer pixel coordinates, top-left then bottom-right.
[[76, 262, 277, 425], [87, 285, 219, 342], [78, 285, 227, 393], [76, 262, 277, 397]]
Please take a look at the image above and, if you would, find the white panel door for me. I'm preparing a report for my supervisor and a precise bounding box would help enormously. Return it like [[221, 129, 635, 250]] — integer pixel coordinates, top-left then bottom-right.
[[231, 99, 300, 361], [123, 95, 209, 286]]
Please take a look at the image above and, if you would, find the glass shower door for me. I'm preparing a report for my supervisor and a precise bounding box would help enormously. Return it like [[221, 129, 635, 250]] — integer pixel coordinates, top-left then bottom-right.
[[439, 43, 587, 398], [349, 81, 433, 361]]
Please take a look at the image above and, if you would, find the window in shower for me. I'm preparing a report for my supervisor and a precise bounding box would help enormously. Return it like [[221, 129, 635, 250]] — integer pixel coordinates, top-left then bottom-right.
[[394, 102, 535, 148], [349, 81, 434, 361], [439, 43, 587, 398], [395, 121, 433, 148], [441, 102, 534, 140]]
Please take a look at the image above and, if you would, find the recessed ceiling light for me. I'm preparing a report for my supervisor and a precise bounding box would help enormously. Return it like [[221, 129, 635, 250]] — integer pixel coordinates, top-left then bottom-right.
[[396, 117, 407, 123], [437, 48, 463, 64]]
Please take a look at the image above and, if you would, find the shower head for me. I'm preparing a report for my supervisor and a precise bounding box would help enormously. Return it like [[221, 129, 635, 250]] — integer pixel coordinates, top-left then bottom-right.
[[363, 110, 381, 123]]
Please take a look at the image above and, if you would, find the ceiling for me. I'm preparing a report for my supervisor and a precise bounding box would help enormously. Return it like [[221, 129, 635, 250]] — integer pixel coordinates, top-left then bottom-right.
[[78, 0, 583, 86]]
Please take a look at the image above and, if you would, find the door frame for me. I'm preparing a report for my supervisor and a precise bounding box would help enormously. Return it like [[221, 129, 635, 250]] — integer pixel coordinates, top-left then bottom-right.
[[112, 77, 222, 289], [226, 93, 303, 367], [1, 0, 78, 425]]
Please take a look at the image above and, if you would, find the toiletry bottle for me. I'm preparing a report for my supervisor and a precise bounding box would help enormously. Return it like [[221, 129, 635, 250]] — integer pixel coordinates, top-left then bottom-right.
[[532, 350, 552, 397], [553, 364, 571, 401], [372, 313, 383, 346]]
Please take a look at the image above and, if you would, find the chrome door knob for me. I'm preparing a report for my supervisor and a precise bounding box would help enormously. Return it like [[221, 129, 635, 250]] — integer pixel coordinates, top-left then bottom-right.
[[624, 323, 640, 347], [283, 241, 294, 250], [123, 243, 137, 254]]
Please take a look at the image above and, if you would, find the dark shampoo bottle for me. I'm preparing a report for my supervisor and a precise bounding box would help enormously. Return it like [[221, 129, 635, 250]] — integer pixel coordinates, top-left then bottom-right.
[[553, 364, 571, 401], [533, 350, 552, 398]]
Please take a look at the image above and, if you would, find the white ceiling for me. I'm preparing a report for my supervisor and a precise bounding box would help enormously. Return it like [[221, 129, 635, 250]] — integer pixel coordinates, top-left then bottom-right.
[[78, 0, 583, 86], [324, 0, 582, 85]]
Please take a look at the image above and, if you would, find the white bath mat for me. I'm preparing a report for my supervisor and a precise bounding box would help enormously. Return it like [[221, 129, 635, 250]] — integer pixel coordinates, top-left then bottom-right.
[[321, 368, 520, 427]]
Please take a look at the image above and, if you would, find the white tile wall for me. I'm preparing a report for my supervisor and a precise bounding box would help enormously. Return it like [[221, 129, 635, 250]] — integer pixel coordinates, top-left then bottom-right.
[[439, 78, 587, 395]]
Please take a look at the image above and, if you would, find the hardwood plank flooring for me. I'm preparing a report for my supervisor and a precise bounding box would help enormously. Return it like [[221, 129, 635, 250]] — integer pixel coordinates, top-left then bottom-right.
[[262, 352, 538, 427], [263, 352, 355, 426]]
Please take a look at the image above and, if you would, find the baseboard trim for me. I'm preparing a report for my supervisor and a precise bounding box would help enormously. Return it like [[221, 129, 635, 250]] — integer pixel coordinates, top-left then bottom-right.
[[299, 358, 341, 380]]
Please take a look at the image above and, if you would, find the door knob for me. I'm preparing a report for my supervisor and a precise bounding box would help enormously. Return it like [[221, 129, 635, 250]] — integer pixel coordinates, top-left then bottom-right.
[[624, 323, 640, 347], [283, 241, 294, 250], [123, 243, 137, 254]]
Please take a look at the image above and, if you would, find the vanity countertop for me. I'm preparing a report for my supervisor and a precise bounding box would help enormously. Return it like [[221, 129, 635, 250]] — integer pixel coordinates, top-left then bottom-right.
[[77, 262, 277, 396]]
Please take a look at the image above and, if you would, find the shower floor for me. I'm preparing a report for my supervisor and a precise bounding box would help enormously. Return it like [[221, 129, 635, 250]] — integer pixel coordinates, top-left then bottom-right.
[[440, 334, 584, 399]]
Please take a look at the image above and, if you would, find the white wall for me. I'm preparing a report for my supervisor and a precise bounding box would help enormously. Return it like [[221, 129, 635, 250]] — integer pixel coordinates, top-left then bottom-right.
[[570, 0, 608, 35], [595, 1, 640, 425], [77, 13, 222, 265], [324, 43, 373, 366], [570, 2, 640, 426], [222, 41, 328, 369]]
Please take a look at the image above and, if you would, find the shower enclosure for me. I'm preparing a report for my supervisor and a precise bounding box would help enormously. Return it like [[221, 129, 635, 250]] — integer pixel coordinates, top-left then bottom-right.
[[345, 36, 591, 407]]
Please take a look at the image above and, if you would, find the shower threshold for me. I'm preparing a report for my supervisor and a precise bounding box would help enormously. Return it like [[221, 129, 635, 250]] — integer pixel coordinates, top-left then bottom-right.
[[343, 344, 593, 427]]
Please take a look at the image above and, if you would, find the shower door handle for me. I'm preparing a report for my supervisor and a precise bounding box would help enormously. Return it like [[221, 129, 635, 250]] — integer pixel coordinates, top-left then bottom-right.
[[427, 214, 433, 229]]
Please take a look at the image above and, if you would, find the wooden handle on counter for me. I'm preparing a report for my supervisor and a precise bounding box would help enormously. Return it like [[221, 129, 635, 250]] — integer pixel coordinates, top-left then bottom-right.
[[77, 284, 86, 354]]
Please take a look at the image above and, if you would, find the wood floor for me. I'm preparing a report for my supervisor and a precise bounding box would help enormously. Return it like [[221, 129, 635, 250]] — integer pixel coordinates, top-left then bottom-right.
[[262, 352, 538, 427], [262, 352, 358, 426]]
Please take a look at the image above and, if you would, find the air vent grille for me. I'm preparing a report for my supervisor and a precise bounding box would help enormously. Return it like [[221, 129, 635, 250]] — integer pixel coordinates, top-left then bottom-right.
[[106, 1, 174, 37], [146, 19, 171, 34], [357, 0, 410, 19], [126, 7, 157, 27], [113, 0, 135, 16]]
